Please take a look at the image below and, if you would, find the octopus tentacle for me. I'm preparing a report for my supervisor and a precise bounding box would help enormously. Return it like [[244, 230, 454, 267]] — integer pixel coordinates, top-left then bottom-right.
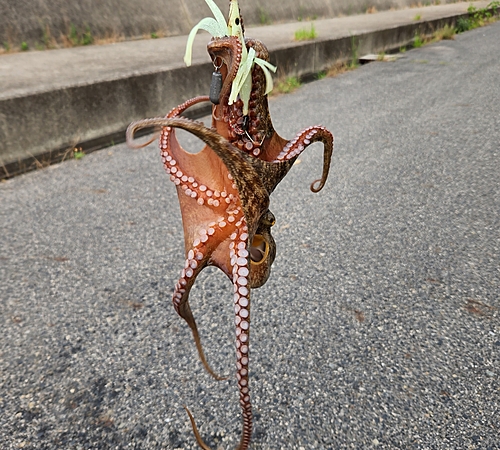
[[160, 125, 231, 208], [126, 96, 210, 150], [230, 220, 253, 449], [184, 219, 253, 450], [172, 240, 228, 381], [160, 97, 234, 205], [167, 95, 210, 119], [274, 126, 334, 193], [184, 406, 212, 450]]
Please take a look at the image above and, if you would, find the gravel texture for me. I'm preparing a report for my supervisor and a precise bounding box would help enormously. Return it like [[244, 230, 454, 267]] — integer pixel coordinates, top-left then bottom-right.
[[1, 23, 499, 449]]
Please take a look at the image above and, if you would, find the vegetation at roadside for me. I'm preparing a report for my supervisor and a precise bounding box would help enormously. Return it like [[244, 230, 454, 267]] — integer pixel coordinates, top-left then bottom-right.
[[267, 0, 499, 97], [274, 76, 302, 94], [73, 147, 85, 160], [67, 24, 94, 46], [294, 23, 317, 41], [456, 1, 499, 31], [1, 1, 498, 56], [0, 23, 123, 54], [403, 2, 499, 51]]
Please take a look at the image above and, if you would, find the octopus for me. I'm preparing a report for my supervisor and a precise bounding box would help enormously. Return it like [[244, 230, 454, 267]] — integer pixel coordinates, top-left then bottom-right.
[[126, 2, 334, 448]]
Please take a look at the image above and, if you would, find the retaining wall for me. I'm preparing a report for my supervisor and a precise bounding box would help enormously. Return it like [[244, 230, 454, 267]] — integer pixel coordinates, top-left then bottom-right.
[[1, 0, 455, 49]]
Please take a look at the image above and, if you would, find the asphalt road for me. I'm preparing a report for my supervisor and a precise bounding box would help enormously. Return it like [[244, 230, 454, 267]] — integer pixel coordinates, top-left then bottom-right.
[[1, 23, 499, 450]]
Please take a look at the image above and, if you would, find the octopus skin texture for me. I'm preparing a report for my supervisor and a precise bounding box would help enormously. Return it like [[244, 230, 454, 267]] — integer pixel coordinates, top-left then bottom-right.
[[126, 28, 334, 450]]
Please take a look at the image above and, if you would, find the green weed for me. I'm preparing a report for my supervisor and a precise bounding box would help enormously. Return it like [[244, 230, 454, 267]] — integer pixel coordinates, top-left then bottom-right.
[[151, 32, 159, 39], [275, 76, 301, 94], [457, 1, 500, 32], [414, 14, 422, 20], [21, 41, 28, 51], [413, 34, 424, 47], [294, 23, 317, 41], [74, 148, 85, 160], [67, 24, 93, 47], [82, 27, 93, 45], [433, 24, 456, 40], [69, 24, 79, 46], [456, 17, 472, 32]]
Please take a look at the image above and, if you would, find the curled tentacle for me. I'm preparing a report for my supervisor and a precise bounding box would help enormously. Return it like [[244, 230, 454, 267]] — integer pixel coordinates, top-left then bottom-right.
[[125, 96, 210, 150], [127, 133, 158, 149], [184, 406, 212, 450], [273, 125, 334, 193], [167, 95, 211, 119]]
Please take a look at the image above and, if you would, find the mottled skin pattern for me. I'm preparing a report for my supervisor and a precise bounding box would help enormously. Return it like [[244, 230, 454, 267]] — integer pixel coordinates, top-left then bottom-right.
[[126, 32, 334, 450]]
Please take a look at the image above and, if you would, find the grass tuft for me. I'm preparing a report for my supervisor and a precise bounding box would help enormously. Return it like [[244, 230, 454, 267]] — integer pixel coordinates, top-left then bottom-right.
[[274, 76, 302, 94], [294, 23, 317, 41], [413, 34, 424, 47], [73, 148, 85, 160], [433, 24, 456, 40]]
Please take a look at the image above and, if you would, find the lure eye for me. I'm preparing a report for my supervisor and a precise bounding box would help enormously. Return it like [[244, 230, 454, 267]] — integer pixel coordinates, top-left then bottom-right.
[[235, 18, 240, 25]]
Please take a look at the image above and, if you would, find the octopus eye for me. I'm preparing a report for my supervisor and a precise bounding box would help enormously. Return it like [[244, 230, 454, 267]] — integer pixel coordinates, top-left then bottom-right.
[[262, 211, 276, 227], [249, 235, 269, 264]]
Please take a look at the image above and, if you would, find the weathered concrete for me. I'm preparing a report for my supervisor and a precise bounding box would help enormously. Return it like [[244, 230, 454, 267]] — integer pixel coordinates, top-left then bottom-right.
[[0, 2, 492, 178], [0, 0, 460, 49]]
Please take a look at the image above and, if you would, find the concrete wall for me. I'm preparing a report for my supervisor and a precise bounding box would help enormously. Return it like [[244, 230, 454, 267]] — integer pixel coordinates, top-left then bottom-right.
[[1, 0, 454, 49]]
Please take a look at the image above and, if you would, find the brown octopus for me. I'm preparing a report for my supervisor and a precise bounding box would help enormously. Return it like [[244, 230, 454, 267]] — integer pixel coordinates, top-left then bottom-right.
[[126, 6, 334, 449]]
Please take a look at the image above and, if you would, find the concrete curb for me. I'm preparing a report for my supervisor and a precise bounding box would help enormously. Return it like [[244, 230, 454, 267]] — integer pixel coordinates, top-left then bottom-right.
[[0, 3, 494, 179]]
